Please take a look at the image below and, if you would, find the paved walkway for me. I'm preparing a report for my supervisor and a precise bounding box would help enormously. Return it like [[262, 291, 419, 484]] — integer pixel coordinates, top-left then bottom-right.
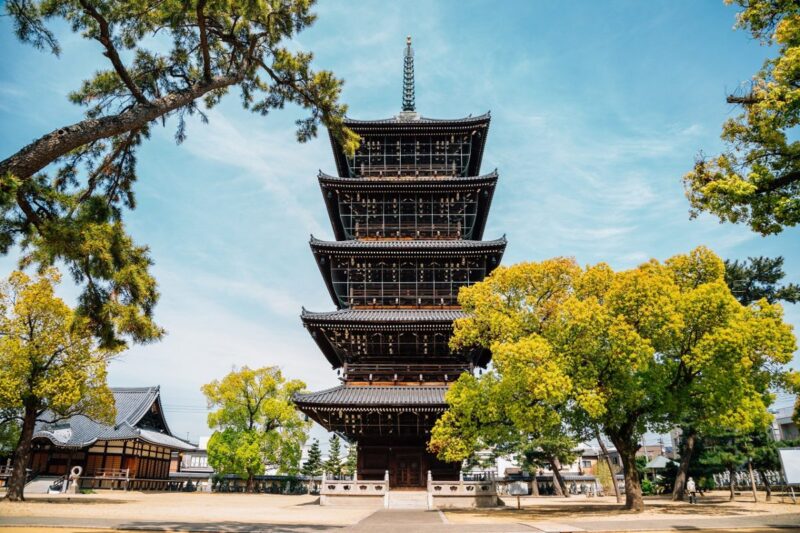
[[3, 508, 800, 532]]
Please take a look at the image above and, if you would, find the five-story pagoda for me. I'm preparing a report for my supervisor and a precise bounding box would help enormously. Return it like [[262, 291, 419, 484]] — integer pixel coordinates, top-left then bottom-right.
[[294, 37, 506, 488]]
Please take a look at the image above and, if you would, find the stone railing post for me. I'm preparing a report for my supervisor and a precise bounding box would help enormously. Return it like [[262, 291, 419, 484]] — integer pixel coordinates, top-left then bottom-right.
[[427, 470, 434, 510], [383, 470, 390, 508]]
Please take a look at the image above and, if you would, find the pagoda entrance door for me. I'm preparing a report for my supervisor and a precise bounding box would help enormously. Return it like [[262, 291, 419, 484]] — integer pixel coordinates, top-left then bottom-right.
[[395, 453, 422, 488]]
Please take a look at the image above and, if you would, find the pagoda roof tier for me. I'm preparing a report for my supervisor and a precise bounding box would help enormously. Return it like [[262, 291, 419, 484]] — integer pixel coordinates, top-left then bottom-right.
[[302, 308, 467, 325], [301, 308, 491, 368], [329, 113, 491, 178], [294, 385, 447, 411], [294, 385, 448, 438], [309, 236, 507, 256], [317, 169, 498, 187], [318, 171, 498, 241], [343, 112, 490, 128]]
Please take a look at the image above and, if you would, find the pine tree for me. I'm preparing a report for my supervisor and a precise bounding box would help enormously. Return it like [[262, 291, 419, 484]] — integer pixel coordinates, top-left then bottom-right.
[[724, 257, 800, 306], [324, 435, 343, 477], [301, 439, 323, 477], [343, 444, 358, 478]]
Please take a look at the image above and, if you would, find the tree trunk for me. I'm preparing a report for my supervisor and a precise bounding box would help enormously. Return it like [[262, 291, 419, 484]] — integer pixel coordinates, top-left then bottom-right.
[[758, 469, 772, 502], [246, 474, 255, 493], [5, 405, 38, 502], [611, 435, 644, 512], [549, 456, 569, 498], [596, 429, 622, 503], [671, 429, 696, 501], [0, 75, 242, 182], [728, 467, 736, 502], [747, 460, 758, 503]]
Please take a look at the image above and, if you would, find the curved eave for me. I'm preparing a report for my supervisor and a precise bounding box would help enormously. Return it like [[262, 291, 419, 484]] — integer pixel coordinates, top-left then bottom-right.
[[293, 385, 449, 412], [309, 236, 507, 256], [32, 433, 97, 450], [300, 309, 492, 369], [343, 112, 491, 127], [300, 309, 461, 369], [319, 171, 498, 241], [317, 169, 498, 188]]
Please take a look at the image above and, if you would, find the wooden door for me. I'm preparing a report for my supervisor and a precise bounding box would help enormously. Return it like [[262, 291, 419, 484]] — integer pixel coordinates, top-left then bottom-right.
[[396, 454, 421, 487]]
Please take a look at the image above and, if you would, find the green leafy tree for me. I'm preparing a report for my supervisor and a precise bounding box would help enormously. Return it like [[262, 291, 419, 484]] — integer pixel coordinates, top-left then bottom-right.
[[673, 254, 799, 500], [432, 247, 798, 511], [0, 0, 358, 349], [595, 456, 615, 495], [0, 411, 21, 459], [301, 438, 323, 477], [0, 269, 118, 501], [324, 434, 342, 477], [343, 444, 358, 478], [725, 257, 800, 306], [202, 366, 309, 492], [520, 434, 578, 497], [698, 432, 751, 501], [750, 430, 783, 501], [683, 0, 800, 234]]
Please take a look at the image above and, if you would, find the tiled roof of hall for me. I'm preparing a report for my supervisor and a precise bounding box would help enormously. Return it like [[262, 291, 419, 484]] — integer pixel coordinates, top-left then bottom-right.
[[33, 386, 196, 451], [316, 169, 499, 187], [301, 308, 467, 325], [309, 235, 506, 253], [293, 385, 448, 410], [342, 112, 490, 128]]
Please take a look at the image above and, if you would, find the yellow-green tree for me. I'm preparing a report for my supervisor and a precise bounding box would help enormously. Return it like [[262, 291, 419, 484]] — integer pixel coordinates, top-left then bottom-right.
[[0, 269, 118, 501], [683, 0, 800, 234], [202, 366, 308, 492], [431, 247, 797, 511]]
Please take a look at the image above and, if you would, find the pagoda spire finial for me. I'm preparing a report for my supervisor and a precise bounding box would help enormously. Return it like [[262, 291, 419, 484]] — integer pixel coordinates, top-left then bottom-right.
[[402, 35, 415, 112]]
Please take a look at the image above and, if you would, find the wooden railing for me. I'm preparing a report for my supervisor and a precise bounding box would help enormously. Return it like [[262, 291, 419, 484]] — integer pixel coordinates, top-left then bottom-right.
[[343, 363, 468, 383]]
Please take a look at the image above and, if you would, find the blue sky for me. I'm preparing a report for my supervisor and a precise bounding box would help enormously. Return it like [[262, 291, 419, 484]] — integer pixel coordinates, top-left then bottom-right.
[[0, 0, 798, 446]]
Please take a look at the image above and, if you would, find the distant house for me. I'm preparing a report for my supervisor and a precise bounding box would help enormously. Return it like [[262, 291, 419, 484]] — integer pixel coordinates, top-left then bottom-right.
[[170, 435, 214, 491], [31, 386, 195, 487], [771, 405, 799, 441]]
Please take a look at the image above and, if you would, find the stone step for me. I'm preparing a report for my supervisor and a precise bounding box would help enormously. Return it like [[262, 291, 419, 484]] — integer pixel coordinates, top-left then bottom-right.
[[387, 490, 428, 509]]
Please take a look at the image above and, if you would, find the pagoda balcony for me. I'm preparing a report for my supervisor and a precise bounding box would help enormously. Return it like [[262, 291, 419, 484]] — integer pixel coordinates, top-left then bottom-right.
[[341, 363, 471, 384], [329, 114, 491, 179], [318, 171, 497, 241], [310, 237, 506, 309], [300, 309, 491, 369]]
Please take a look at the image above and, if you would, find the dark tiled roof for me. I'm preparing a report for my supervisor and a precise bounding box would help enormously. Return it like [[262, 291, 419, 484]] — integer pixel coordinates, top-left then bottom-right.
[[33, 387, 195, 451], [310, 236, 506, 251], [343, 113, 490, 127], [301, 308, 467, 323], [294, 385, 448, 409], [317, 170, 498, 187]]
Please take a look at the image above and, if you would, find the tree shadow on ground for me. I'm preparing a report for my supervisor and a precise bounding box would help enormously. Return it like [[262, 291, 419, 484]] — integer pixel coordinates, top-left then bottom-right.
[[118, 521, 341, 532], [1, 497, 131, 505], [448, 498, 782, 521]]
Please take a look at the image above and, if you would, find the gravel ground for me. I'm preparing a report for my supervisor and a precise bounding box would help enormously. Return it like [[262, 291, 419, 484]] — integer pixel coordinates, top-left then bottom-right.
[[446, 493, 800, 524], [0, 492, 374, 526]]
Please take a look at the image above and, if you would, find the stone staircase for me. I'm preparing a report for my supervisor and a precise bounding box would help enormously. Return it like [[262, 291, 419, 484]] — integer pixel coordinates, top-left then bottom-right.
[[387, 490, 429, 509]]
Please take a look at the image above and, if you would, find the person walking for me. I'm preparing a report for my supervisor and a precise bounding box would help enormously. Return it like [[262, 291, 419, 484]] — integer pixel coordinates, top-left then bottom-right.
[[686, 477, 697, 504]]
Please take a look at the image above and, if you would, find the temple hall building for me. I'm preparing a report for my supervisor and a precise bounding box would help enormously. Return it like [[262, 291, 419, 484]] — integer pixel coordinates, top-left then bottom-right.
[[28, 386, 196, 490], [294, 37, 506, 490]]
